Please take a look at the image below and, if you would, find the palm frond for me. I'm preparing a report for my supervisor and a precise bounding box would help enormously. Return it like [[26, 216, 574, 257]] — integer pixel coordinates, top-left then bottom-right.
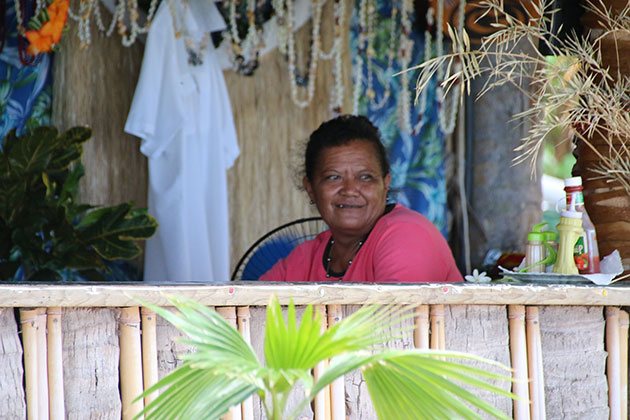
[[363, 351, 515, 420]]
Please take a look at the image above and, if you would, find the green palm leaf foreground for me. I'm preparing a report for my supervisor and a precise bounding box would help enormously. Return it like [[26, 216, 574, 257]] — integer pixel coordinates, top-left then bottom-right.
[[137, 295, 516, 420]]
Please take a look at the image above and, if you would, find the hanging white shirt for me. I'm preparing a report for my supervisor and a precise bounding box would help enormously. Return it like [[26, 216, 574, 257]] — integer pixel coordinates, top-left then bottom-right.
[[125, 0, 239, 283]]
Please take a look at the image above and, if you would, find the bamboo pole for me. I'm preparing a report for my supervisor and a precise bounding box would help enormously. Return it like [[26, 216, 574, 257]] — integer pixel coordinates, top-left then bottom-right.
[[619, 310, 629, 420], [414, 305, 430, 350], [430, 305, 446, 350], [20, 308, 40, 420], [140, 307, 159, 408], [507, 305, 530, 420], [47, 307, 65, 420], [525, 307, 546, 420], [119, 307, 144, 419], [606, 307, 622, 420], [36, 308, 49, 420], [327, 305, 346, 420], [237, 306, 254, 420], [313, 305, 331, 420], [217, 306, 241, 420]]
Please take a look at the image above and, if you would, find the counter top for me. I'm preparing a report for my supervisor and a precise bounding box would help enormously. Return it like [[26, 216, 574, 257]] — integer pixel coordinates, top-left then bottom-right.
[[1, 282, 629, 307]]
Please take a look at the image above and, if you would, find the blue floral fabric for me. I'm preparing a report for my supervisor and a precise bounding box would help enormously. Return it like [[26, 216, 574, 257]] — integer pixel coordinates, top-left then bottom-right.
[[350, 1, 448, 236], [0, 6, 52, 143]]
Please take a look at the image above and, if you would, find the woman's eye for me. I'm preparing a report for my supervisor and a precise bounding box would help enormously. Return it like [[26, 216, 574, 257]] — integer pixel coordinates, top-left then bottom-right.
[[326, 174, 340, 181], [360, 174, 374, 181]]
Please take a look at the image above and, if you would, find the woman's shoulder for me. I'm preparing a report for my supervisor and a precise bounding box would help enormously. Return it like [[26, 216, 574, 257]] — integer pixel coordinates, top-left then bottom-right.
[[379, 204, 439, 232]]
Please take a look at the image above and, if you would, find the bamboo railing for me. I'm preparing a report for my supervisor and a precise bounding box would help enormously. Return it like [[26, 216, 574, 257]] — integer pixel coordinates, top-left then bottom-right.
[[2, 283, 628, 419]]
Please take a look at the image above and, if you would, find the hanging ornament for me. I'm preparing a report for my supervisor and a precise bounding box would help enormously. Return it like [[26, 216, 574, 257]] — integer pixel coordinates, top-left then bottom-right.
[[436, 0, 465, 135], [66, 0, 159, 47]]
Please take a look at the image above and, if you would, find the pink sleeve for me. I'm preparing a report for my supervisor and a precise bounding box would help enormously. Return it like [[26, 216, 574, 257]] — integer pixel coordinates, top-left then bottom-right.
[[259, 258, 288, 281], [372, 222, 462, 283]]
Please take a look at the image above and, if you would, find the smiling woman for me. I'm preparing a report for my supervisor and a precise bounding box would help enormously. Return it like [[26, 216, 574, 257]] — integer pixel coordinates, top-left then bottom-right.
[[260, 115, 462, 282]]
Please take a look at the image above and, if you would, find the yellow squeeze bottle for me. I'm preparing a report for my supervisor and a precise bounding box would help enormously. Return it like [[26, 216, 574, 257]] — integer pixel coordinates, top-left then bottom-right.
[[553, 210, 584, 275]]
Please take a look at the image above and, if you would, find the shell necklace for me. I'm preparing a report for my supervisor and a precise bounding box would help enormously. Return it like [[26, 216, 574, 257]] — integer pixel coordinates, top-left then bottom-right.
[[324, 238, 365, 279]]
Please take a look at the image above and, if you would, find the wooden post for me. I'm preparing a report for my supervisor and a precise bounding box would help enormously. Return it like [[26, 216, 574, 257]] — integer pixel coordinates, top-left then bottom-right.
[[327, 305, 345, 420], [217, 307, 241, 420], [430, 305, 446, 350], [606, 307, 621, 420], [525, 307, 546, 420], [312, 305, 331, 420], [619, 310, 629, 420], [414, 305, 430, 349], [47, 307, 65, 420], [119, 307, 144, 419], [36, 308, 49, 420], [508, 305, 530, 420], [20, 309, 39, 420], [237, 306, 254, 420], [140, 307, 159, 407]]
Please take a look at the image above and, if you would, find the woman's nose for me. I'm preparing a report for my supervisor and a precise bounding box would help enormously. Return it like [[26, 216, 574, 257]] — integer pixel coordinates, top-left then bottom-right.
[[340, 178, 358, 194]]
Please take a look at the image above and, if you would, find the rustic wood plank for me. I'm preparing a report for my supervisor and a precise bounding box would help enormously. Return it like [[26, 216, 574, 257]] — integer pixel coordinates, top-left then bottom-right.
[[0, 308, 26, 419], [1, 283, 630, 307], [62, 308, 121, 420], [538, 306, 609, 419], [444, 305, 513, 418]]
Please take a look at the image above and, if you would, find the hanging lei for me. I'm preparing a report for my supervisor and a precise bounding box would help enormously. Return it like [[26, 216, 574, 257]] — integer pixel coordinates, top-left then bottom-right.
[[412, 1, 434, 134], [353, 0, 413, 133], [436, 0, 465, 135], [351, 0, 369, 114], [166, 0, 210, 66], [224, 0, 263, 75], [66, 0, 159, 47], [396, 0, 413, 133], [14, 0, 69, 65], [319, 0, 346, 115], [284, 0, 324, 108]]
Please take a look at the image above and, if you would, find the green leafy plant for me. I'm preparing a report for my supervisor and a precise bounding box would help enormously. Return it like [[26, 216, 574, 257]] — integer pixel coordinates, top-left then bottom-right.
[[138, 295, 516, 419], [0, 126, 157, 281]]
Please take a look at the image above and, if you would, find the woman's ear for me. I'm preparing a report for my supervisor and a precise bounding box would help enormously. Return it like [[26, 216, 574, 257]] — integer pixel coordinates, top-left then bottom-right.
[[384, 173, 392, 191], [303, 177, 315, 203]]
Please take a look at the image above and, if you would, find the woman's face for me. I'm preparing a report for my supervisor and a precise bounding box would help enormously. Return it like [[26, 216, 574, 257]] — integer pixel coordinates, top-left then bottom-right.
[[304, 140, 391, 239]]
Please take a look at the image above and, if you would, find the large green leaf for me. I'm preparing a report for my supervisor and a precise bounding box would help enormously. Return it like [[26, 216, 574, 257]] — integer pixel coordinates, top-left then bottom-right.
[[140, 296, 516, 420], [136, 296, 262, 419], [0, 126, 156, 281], [7, 126, 57, 175], [75, 204, 157, 260]]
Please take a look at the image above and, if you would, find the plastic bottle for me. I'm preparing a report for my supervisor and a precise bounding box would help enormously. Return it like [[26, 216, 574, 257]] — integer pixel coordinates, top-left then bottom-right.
[[524, 223, 547, 273], [542, 230, 558, 272], [553, 210, 584, 275], [564, 176, 601, 274]]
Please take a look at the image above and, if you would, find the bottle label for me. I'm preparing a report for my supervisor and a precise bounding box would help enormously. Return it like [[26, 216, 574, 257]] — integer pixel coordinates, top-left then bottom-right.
[[574, 236, 589, 269], [566, 192, 584, 207]]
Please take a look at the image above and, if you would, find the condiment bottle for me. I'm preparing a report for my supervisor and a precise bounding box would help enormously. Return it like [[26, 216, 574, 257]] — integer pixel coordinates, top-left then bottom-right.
[[553, 210, 584, 275], [564, 176, 601, 274], [542, 230, 558, 271], [524, 223, 547, 273]]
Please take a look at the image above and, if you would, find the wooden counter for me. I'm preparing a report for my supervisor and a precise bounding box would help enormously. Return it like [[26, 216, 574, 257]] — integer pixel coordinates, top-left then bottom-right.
[[1, 281, 629, 307], [0, 283, 627, 419]]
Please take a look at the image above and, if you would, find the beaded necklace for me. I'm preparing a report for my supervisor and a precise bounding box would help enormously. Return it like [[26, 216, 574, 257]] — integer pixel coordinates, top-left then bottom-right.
[[225, 0, 262, 75], [167, 0, 211, 66], [66, 0, 159, 47], [436, 0, 465, 135], [324, 238, 365, 279]]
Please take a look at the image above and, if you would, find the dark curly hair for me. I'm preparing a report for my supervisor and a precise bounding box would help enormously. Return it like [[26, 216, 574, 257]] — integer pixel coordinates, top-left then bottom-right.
[[304, 115, 390, 182]]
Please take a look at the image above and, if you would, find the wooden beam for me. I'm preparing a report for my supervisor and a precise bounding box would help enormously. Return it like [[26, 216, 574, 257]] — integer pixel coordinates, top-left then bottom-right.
[[0, 283, 629, 307]]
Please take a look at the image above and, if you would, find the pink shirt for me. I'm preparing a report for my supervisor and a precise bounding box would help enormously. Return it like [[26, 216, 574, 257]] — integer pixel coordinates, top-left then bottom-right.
[[260, 204, 462, 283]]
